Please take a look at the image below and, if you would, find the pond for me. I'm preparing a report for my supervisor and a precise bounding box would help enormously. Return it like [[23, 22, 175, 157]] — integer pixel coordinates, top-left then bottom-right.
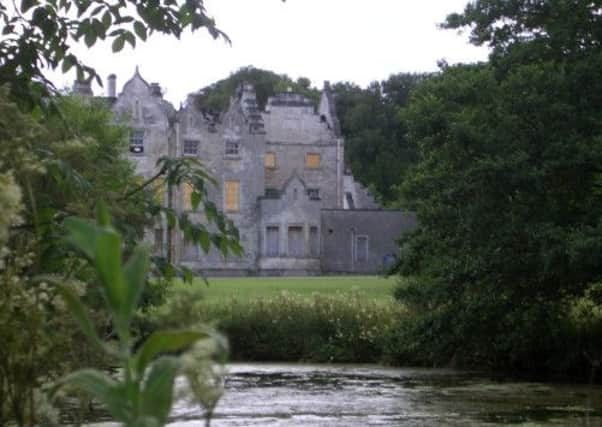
[[93, 363, 602, 426]]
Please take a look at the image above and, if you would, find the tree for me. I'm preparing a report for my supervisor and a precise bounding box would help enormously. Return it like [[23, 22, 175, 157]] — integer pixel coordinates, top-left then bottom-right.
[[0, 91, 241, 425], [332, 74, 426, 204], [195, 66, 319, 113], [0, 0, 228, 105], [444, 0, 602, 59], [393, 1, 602, 370]]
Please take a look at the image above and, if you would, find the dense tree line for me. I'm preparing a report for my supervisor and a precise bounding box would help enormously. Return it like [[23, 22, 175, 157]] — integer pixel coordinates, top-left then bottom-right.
[[393, 0, 602, 375]]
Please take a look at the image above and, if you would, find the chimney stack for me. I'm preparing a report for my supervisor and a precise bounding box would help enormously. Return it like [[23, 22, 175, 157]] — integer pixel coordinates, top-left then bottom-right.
[[107, 74, 116, 98], [72, 79, 92, 96]]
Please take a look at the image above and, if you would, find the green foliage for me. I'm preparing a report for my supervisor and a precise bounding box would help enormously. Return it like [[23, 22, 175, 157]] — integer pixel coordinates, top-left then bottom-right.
[[332, 73, 428, 204], [0, 0, 228, 106], [143, 287, 406, 364], [0, 88, 240, 424], [393, 1, 602, 374], [195, 66, 320, 113], [444, 0, 602, 60], [53, 210, 224, 426]]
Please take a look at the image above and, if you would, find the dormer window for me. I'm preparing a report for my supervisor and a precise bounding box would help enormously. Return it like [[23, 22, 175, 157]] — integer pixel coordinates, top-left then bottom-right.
[[130, 130, 144, 154], [307, 188, 320, 200], [183, 139, 199, 156], [225, 141, 239, 157], [305, 153, 321, 169]]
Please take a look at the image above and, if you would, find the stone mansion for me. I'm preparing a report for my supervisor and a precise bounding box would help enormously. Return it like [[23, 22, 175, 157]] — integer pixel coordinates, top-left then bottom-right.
[[78, 69, 416, 275]]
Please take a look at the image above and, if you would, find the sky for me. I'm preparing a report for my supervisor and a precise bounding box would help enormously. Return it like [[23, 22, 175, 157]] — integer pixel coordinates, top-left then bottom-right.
[[50, 0, 490, 105]]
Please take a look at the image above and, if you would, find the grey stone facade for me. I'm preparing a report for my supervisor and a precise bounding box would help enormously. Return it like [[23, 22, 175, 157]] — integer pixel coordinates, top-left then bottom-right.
[[104, 69, 416, 275]]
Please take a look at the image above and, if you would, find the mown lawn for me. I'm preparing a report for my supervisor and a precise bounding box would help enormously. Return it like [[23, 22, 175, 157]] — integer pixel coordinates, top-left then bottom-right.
[[194, 275, 397, 302]]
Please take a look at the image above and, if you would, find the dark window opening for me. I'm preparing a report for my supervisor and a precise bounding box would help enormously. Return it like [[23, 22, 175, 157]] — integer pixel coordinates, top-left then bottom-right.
[[307, 188, 320, 200], [266, 226, 280, 256], [309, 226, 319, 257], [345, 192, 355, 209], [288, 226, 304, 257], [355, 235, 368, 262], [225, 141, 239, 156], [130, 130, 144, 154], [183, 139, 199, 156]]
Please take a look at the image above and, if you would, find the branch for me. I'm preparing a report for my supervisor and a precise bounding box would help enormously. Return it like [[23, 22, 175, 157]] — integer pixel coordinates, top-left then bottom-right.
[[119, 167, 166, 201]]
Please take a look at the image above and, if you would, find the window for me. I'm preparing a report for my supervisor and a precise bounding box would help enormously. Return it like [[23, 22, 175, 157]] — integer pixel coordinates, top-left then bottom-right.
[[264, 152, 276, 169], [288, 226, 304, 257], [345, 192, 355, 209], [307, 188, 320, 200], [305, 153, 320, 169], [266, 226, 280, 256], [134, 99, 141, 120], [355, 235, 369, 262], [183, 139, 199, 156], [182, 183, 194, 211], [130, 130, 144, 154], [309, 226, 319, 257], [224, 180, 240, 212], [225, 141, 239, 156]]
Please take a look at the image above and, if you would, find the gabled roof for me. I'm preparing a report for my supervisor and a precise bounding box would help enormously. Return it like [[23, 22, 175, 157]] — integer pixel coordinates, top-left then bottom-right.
[[121, 66, 151, 94]]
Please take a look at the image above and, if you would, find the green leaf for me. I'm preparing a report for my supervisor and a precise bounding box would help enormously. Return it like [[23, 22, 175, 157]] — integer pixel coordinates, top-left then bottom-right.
[[96, 200, 111, 227], [124, 30, 136, 48], [191, 190, 201, 211], [134, 21, 147, 41], [123, 247, 149, 323], [20, 0, 37, 13], [53, 369, 130, 421], [55, 284, 113, 355], [135, 330, 207, 376], [64, 217, 97, 260], [102, 10, 112, 28], [198, 229, 210, 253], [182, 266, 193, 284], [139, 357, 179, 424], [112, 35, 125, 52], [84, 28, 96, 48], [94, 228, 127, 325]]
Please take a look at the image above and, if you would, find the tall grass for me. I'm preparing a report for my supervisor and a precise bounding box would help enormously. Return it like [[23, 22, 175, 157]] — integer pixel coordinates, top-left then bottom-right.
[[139, 286, 407, 364]]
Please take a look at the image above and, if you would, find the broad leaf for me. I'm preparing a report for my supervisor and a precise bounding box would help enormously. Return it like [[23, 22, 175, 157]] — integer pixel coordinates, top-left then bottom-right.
[[63, 217, 98, 261], [135, 330, 207, 376], [94, 228, 127, 325], [53, 369, 130, 421], [139, 357, 179, 424], [96, 200, 111, 227], [123, 247, 149, 324], [55, 284, 115, 355]]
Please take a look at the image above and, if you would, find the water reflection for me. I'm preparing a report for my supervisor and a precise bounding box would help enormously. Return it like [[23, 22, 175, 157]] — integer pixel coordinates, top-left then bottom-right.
[[94, 363, 602, 426]]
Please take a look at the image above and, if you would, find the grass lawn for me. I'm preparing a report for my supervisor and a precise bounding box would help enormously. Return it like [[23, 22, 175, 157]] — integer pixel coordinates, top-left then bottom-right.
[[193, 275, 398, 302]]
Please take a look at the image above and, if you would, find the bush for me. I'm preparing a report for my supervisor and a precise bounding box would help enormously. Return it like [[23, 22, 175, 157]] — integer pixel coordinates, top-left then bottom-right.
[[143, 288, 407, 364]]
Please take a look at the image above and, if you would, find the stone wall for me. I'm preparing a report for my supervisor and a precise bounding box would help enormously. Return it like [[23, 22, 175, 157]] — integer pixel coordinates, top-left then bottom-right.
[[110, 70, 411, 276], [320, 210, 417, 274]]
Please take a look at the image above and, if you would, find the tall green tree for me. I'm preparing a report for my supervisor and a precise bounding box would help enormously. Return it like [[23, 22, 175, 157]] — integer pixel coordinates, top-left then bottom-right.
[[394, 0, 602, 369], [333, 73, 426, 204], [195, 66, 319, 113]]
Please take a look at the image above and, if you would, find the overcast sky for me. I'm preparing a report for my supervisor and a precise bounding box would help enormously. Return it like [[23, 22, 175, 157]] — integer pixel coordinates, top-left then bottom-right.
[[51, 0, 489, 105]]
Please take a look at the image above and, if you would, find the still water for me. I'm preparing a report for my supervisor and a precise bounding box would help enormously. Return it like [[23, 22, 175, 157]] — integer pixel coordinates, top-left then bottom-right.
[[97, 363, 602, 426]]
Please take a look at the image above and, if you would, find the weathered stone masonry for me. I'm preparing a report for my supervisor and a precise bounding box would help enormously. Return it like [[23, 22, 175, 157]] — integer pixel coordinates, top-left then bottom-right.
[[94, 69, 416, 275]]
